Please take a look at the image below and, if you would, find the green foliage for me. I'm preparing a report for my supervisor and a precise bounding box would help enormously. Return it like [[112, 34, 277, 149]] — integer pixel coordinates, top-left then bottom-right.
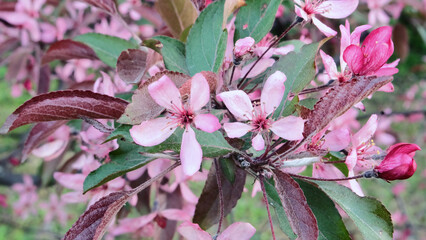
[[234, 0, 282, 43], [185, 0, 228, 75], [311, 180, 394, 240], [269, 38, 330, 118], [83, 140, 153, 193], [263, 178, 297, 239], [74, 33, 138, 67], [152, 36, 190, 75], [296, 179, 350, 240]]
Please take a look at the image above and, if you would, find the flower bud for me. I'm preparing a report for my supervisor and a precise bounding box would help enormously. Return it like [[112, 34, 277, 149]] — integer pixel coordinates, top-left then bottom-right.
[[234, 37, 255, 59], [374, 143, 421, 180]]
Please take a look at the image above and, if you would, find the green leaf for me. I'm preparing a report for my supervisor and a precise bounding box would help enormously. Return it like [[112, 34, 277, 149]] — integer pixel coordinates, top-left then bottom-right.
[[155, 0, 198, 38], [278, 40, 305, 53], [295, 179, 350, 240], [220, 157, 236, 183], [186, 0, 228, 75], [263, 178, 297, 239], [269, 37, 331, 118], [152, 36, 190, 75], [194, 128, 235, 157], [323, 152, 349, 177], [299, 98, 318, 110], [74, 33, 138, 67], [104, 124, 133, 143], [281, 95, 299, 117], [83, 140, 153, 193], [234, 0, 282, 43], [310, 180, 393, 240]]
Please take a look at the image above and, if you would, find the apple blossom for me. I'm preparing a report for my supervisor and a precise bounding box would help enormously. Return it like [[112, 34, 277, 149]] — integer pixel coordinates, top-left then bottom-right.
[[218, 71, 305, 151], [130, 73, 221, 176], [294, 0, 359, 36], [178, 221, 256, 240], [374, 143, 421, 180], [343, 26, 398, 76]]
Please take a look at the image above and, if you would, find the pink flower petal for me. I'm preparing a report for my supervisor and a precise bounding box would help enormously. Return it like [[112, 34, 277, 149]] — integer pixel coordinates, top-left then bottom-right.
[[147, 159, 170, 178], [181, 127, 203, 176], [241, 58, 275, 78], [130, 117, 176, 147], [252, 133, 265, 151], [322, 128, 350, 151], [190, 73, 210, 112], [224, 122, 253, 138], [178, 222, 211, 240], [320, 0, 359, 19], [343, 45, 364, 74], [218, 222, 256, 240], [194, 114, 221, 133], [217, 90, 253, 120], [161, 209, 192, 221], [320, 50, 339, 79], [148, 75, 183, 111], [312, 17, 337, 37], [261, 71, 286, 116], [352, 114, 377, 148], [270, 116, 305, 140]]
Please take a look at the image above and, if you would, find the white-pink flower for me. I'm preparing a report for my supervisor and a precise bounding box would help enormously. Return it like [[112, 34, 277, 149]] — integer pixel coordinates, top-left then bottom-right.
[[130, 74, 221, 176], [294, 0, 359, 37], [217, 71, 305, 151], [178, 221, 256, 240]]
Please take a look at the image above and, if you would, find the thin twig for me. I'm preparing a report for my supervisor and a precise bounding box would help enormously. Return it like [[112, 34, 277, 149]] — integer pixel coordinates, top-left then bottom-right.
[[238, 17, 303, 90], [259, 175, 276, 240], [132, 162, 180, 195], [214, 158, 225, 235], [287, 173, 364, 182]]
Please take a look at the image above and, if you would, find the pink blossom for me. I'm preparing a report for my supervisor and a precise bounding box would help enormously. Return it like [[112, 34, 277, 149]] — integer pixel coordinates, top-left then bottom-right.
[[130, 74, 221, 176], [294, 0, 359, 36], [218, 71, 305, 151], [178, 221, 256, 240], [234, 37, 255, 58], [111, 208, 191, 237], [320, 20, 371, 82], [39, 194, 68, 225], [31, 125, 70, 161], [12, 175, 38, 219], [374, 143, 421, 180], [0, 194, 7, 208], [343, 26, 398, 76]]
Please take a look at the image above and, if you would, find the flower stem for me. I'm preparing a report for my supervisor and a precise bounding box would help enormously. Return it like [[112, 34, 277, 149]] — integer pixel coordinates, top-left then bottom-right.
[[132, 162, 180, 195], [287, 173, 364, 182], [259, 175, 276, 240], [238, 16, 303, 90]]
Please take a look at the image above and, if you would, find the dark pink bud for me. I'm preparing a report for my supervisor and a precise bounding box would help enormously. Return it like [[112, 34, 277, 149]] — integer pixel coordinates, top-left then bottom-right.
[[374, 143, 421, 180], [234, 37, 255, 58], [343, 26, 394, 76]]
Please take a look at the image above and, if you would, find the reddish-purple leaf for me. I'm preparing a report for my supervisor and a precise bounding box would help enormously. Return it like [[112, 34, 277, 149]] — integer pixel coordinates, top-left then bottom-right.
[[41, 39, 98, 65], [118, 71, 190, 124], [116, 49, 148, 84], [22, 120, 68, 161], [193, 159, 246, 230], [303, 76, 393, 139], [37, 65, 51, 94], [0, 90, 128, 134], [4, 47, 32, 83], [272, 169, 318, 240], [63, 191, 132, 240], [69, 80, 96, 90], [276, 75, 393, 156], [79, 0, 117, 14], [0, 2, 16, 11], [0, 38, 19, 59]]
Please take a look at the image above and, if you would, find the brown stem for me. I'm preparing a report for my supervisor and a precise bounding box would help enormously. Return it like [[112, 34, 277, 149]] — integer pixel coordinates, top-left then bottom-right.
[[132, 162, 180, 195], [214, 158, 225, 235], [259, 175, 276, 240], [238, 17, 303, 90], [357, 109, 426, 120], [287, 173, 364, 181]]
